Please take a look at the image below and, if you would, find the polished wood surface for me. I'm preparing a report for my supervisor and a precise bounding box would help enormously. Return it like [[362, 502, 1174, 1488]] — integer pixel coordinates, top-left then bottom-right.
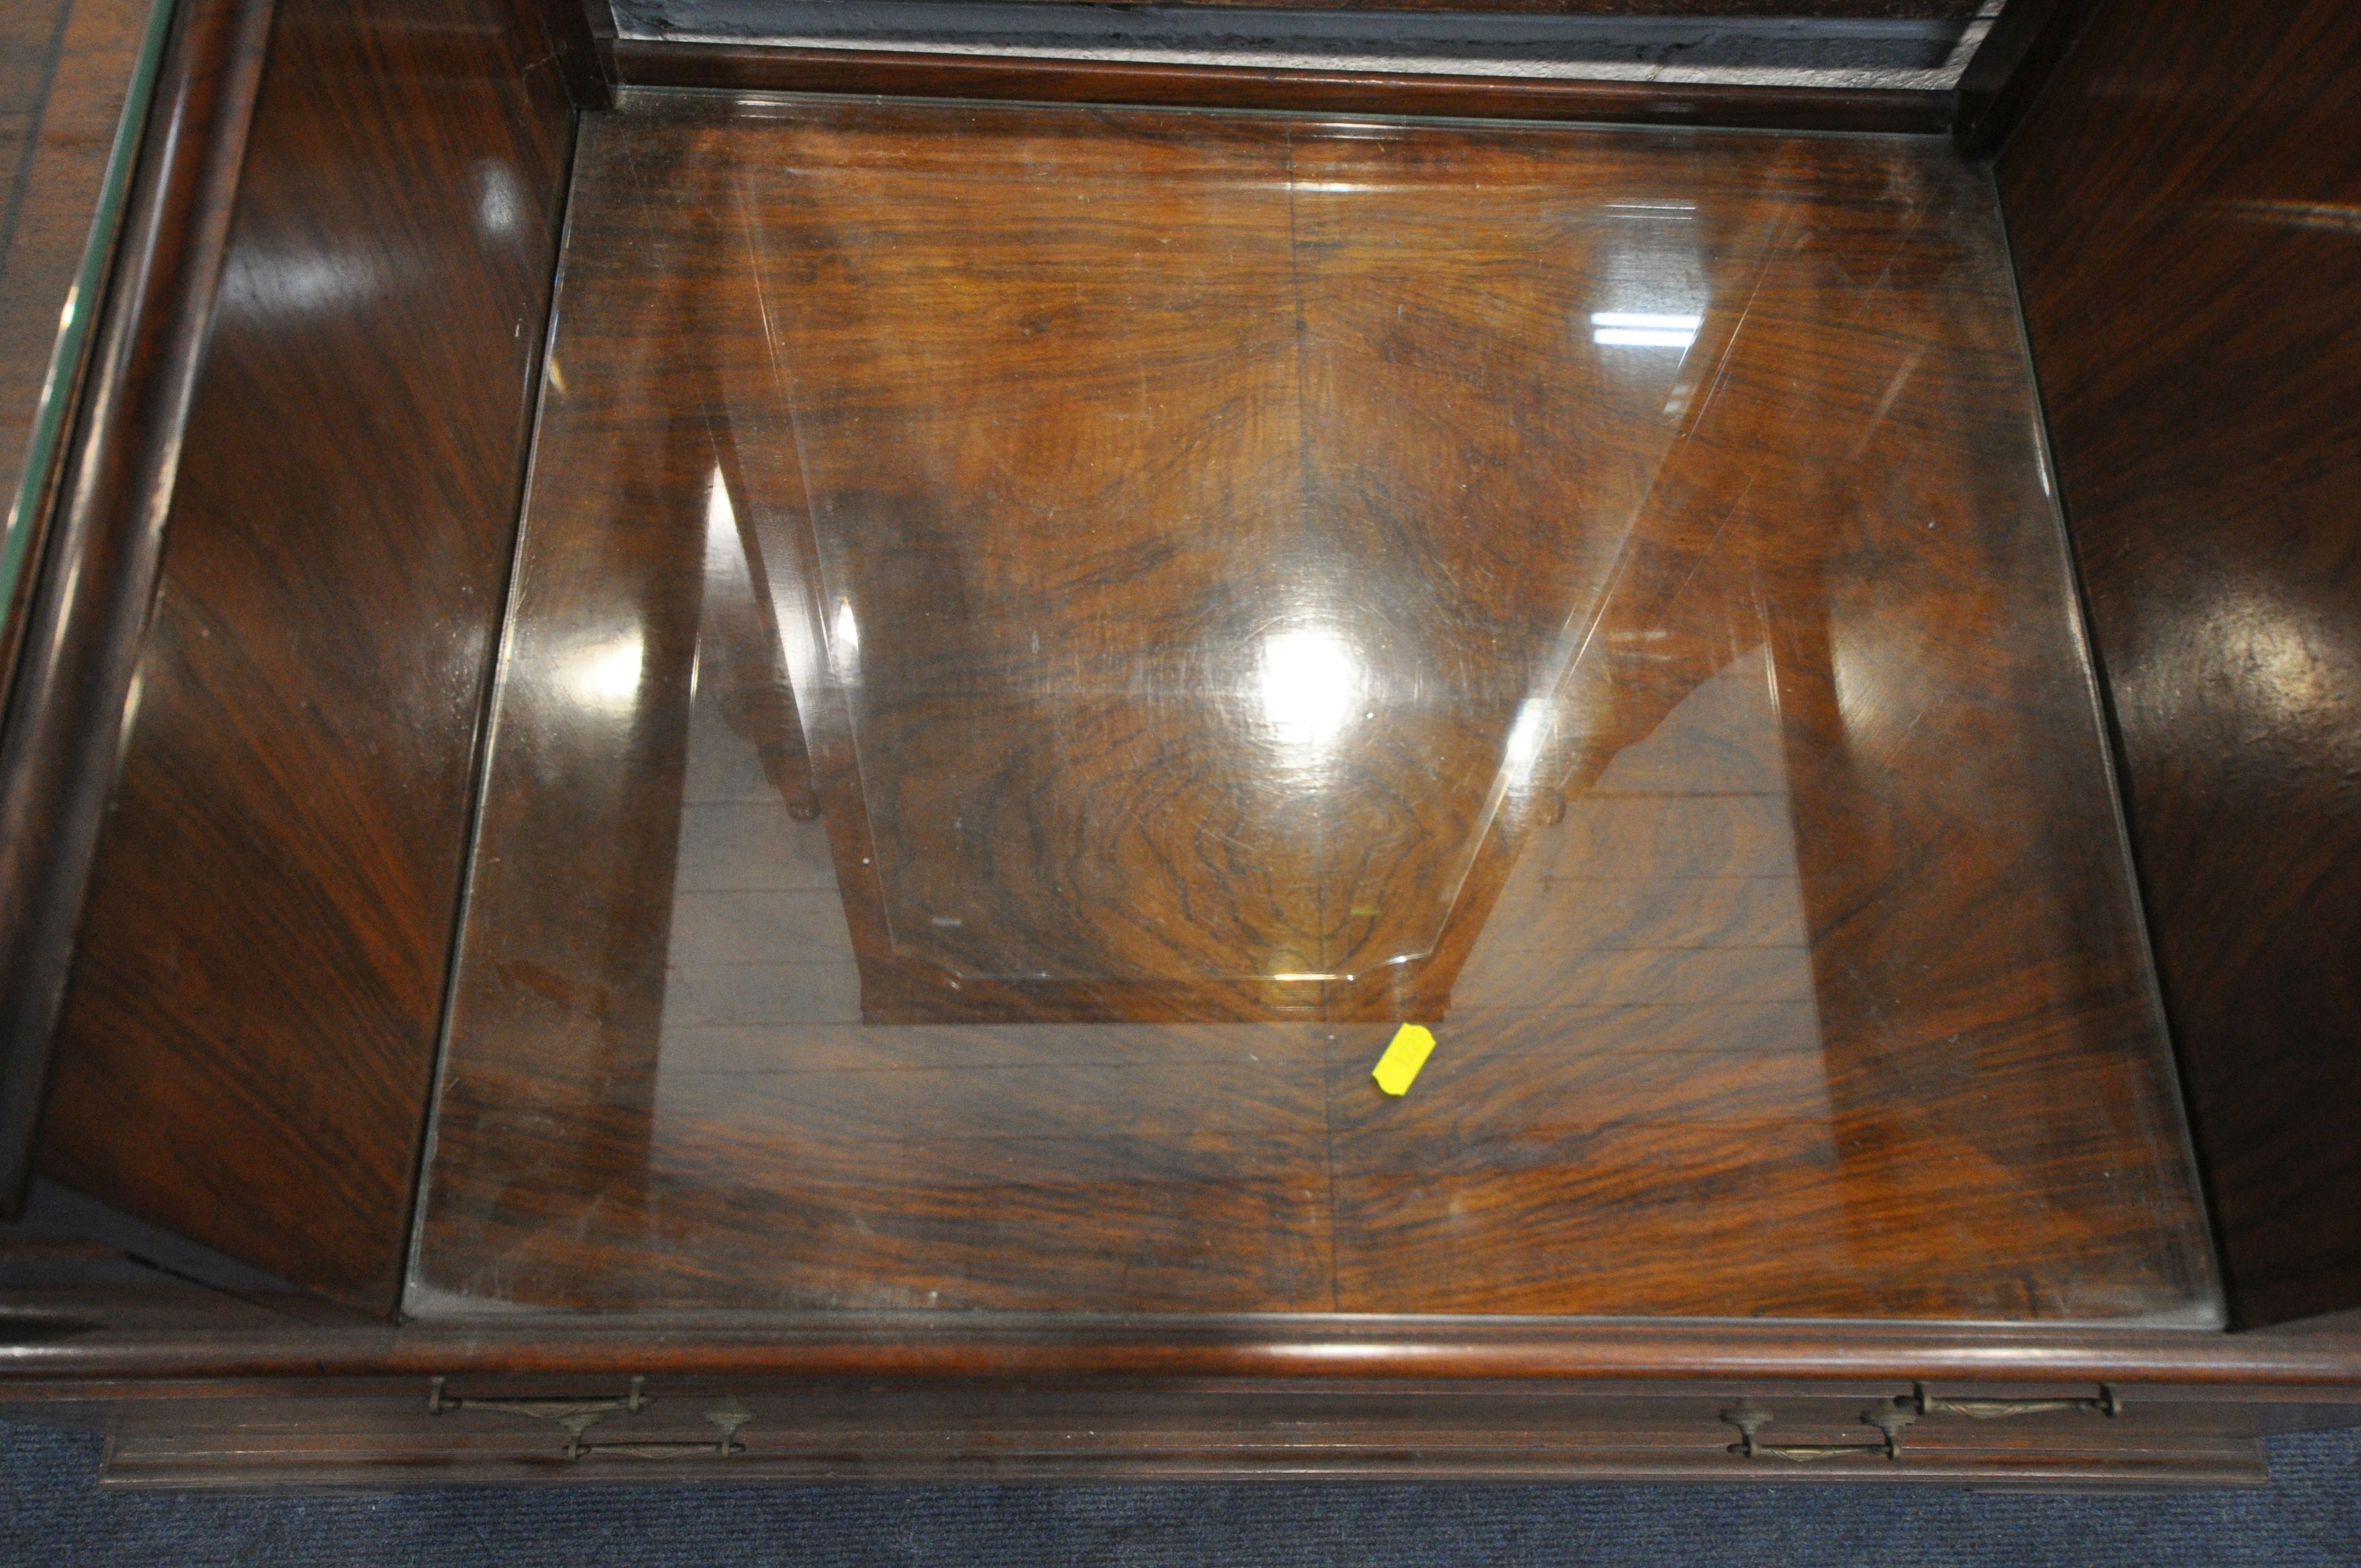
[[612, 42, 1955, 134], [25, 1305, 2361, 1387], [416, 95, 2213, 1324], [0, 0, 158, 690], [3, 0, 2361, 1494], [92, 1385, 2270, 1488], [16, 1302, 2361, 1489], [1999, 0, 2361, 1327], [0, 0, 274, 1207], [28, 0, 576, 1309]]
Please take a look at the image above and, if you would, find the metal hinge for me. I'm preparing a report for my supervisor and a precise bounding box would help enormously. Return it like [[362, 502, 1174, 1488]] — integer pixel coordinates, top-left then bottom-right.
[[426, 1377, 754, 1461]]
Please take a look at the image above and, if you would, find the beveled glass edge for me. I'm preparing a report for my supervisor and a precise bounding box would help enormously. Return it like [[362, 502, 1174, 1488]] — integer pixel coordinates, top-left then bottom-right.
[[395, 1296, 2232, 1335], [1983, 157, 2228, 1329], [398, 84, 591, 1322]]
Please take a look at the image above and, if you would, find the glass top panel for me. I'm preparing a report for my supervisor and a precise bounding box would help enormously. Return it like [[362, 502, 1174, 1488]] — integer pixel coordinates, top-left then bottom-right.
[[412, 95, 2218, 1324]]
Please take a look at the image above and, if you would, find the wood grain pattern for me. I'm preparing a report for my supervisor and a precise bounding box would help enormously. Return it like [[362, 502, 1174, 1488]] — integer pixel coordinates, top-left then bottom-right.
[[0, 0, 274, 1208], [416, 95, 2212, 1324], [91, 1385, 2271, 1489], [28, 0, 575, 1309], [611, 41, 1956, 135], [1999, 0, 2361, 1327], [0, 0, 158, 694]]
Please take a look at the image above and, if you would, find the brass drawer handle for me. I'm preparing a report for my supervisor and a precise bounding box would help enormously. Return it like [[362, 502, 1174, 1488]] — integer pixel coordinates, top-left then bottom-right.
[[427, 1377, 755, 1461], [575, 1397, 754, 1461], [1723, 1384, 2124, 1463], [426, 1373, 648, 1419], [1907, 1382, 2121, 1420], [1721, 1398, 1914, 1462]]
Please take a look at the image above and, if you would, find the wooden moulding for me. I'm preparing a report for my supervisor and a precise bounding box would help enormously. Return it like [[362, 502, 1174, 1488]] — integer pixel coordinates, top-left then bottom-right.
[[7, 1314, 2361, 1390], [0, 0, 277, 1210], [1949, 0, 2095, 157], [537, 0, 616, 108], [0, 0, 175, 703], [83, 1384, 2275, 1489], [610, 40, 1957, 135]]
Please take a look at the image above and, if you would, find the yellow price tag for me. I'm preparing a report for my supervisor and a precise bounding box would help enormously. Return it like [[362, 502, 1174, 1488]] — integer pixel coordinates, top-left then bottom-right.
[[1371, 1024, 1437, 1097]]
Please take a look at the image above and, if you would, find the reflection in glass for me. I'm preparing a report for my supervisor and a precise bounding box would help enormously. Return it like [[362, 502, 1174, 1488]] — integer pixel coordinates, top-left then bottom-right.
[[416, 99, 2217, 1326], [1256, 625, 1363, 755]]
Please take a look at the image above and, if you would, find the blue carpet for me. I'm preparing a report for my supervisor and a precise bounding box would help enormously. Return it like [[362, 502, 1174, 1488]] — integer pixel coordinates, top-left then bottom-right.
[[4, 1417, 2358, 1566]]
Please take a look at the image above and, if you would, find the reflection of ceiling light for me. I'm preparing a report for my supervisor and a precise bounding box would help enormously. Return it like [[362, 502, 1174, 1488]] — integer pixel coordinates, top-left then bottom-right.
[[830, 597, 861, 684], [222, 253, 379, 323], [1501, 697, 1552, 780], [704, 465, 735, 556], [1592, 311, 1700, 349], [1258, 627, 1360, 750], [2211, 197, 2361, 234], [476, 161, 524, 237], [2208, 585, 2355, 739], [566, 632, 644, 710]]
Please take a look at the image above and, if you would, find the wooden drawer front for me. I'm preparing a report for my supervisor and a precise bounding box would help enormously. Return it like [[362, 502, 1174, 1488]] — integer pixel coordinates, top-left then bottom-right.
[[94, 1382, 2267, 1489]]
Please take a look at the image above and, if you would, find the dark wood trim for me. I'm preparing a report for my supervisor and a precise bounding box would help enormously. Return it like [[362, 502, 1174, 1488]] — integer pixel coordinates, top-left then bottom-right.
[[611, 40, 1957, 135], [0, 0, 276, 1212], [0, 0, 175, 713], [1951, 0, 2095, 157], [81, 1385, 2276, 1489], [534, 0, 614, 110], [8, 1315, 2361, 1389], [933, 2, 1987, 14], [1996, 0, 2361, 1329]]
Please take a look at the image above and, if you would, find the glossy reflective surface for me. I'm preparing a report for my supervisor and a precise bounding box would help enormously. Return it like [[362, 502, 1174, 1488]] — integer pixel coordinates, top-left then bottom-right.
[[35, 0, 575, 1307], [2003, 0, 2361, 1325], [0, 0, 167, 683], [415, 95, 2217, 1321]]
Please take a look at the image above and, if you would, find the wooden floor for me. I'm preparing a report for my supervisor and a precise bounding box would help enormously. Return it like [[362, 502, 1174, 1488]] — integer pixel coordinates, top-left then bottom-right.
[[412, 94, 2218, 1322]]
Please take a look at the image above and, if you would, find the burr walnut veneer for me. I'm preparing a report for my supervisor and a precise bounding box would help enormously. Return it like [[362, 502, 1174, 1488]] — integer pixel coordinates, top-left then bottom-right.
[[2, 0, 2359, 1490], [412, 95, 2213, 1327]]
